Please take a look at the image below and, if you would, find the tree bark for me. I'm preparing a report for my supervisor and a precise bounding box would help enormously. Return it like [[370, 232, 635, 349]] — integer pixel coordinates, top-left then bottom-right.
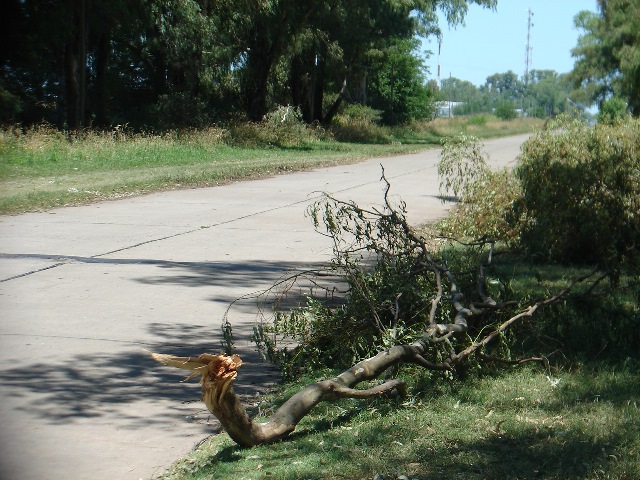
[[246, 43, 279, 122], [152, 263, 601, 447], [64, 0, 87, 130], [94, 30, 111, 127], [322, 77, 348, 126], [152, 348, 411, 447]]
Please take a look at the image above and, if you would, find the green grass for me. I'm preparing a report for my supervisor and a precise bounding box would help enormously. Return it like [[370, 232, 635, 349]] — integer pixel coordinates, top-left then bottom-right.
[[0, 117, 542, 215], [159, 364, 640, 480], [158, 251, 638, 480]]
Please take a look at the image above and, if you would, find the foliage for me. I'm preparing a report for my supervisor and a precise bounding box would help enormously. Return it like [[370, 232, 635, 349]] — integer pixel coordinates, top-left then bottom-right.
[[494, 100, 517, 121], [465, 114, 487, 126], [515, 115, 640, 270], [525, 71, 573, 118], [437, 134, 489, 199], [226, 106, 328, 148], [596, 96, 629, 124], [367, 38, 435, 125], [571, 0, 640, 115], [0, 0, 497, 130], [153, 92, 212, 130], [438, 70, 574, 119], [252, 171, 618, 381], [254, 191, 454, 378], [439, 77, 479, 108], [437, 134, 522, 244], [485, 71, 522, 101], [329, 104, 391, 144]]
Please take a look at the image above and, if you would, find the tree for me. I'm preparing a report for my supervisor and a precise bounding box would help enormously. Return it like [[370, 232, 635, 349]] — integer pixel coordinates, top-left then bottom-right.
[[367, 38, 435, 124], [482, 71, 524, 116], [439, 76, 481, 114], [484, 71, 523, 100], [571, 0, 640, 115], [1, 0, 497, 129], [495, 100, 517, 120], [596, 95, 629, 123], [524, 70, 573, 118]]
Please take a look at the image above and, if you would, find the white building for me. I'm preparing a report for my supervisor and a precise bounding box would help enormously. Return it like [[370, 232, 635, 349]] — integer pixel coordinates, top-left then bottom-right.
[[434, 101, 465, 118]]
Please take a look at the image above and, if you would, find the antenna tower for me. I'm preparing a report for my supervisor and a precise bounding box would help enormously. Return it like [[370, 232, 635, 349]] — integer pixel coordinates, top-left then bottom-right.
[[524, 8, 534, 83]]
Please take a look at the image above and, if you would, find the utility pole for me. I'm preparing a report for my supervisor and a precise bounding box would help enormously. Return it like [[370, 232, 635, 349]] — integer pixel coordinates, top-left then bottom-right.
[[448, 72, 452, 118], [524, 8, 534, 84], [437, 34, 442, 90]]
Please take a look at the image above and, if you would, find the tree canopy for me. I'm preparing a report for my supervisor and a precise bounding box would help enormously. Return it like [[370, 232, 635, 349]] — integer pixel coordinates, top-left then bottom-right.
[[571, 0, 640, 115], [0, 0, 496, 129], [438, 69, 574, 118]]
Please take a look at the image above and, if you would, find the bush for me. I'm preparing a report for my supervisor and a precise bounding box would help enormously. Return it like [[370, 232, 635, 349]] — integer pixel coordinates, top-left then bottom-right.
[[153, 92, 212, 129], [437, 134, 522, 245], [596, 96, 629, 125], [0, 84, 22, 124], [515, 115, 640, 270], [466, 115, 487, 127], [225, 105, 326, 147], [330, 104, 391, 143], [495, 100, 517, 121]]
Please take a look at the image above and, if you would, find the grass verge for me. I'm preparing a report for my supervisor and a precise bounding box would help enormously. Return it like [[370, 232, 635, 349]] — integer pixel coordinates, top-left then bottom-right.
[[158, 249, 638, 480], [159, 363, 639, 480], [0, 116, 542, 215]]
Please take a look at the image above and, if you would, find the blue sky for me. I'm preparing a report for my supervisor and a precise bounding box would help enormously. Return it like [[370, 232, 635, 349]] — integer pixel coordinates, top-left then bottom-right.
[[424, 0, 600, 87]]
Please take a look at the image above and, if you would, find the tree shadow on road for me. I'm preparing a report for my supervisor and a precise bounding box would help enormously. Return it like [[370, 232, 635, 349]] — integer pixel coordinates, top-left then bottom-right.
[[0, 256, 345, 431], [0, 321, 278, 430]]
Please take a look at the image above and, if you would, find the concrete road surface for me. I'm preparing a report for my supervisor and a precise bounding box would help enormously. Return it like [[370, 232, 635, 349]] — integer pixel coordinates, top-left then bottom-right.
[[0, 134, 529, 480]]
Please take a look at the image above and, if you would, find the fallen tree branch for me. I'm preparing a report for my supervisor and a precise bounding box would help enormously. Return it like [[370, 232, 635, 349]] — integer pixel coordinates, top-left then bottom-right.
[[153, 172, 610, 447], [151, 274, 592, 447]]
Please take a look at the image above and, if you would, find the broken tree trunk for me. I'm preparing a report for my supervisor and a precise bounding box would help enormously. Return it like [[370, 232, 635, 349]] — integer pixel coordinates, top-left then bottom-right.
[[151, 288, 562, 448], [152, 347, 411, 447]]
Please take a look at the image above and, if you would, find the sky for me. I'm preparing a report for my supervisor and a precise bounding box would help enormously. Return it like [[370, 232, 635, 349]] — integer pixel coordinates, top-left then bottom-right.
[[424, 0, 600, 87]]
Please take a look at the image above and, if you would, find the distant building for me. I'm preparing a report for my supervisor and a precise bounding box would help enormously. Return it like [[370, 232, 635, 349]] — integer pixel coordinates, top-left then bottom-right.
[[434, 101, 465, 118]]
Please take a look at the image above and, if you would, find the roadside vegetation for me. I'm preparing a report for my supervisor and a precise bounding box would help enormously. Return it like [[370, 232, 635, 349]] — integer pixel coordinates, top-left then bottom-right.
[[4, 0, 639, 477], [161, 364, 639, 480], [0, 114, 541, 215], [158, 114, 639, 480]]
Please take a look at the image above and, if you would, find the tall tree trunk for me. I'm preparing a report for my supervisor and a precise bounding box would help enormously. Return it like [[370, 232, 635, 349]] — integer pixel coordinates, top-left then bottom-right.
[[246, 44, 278, 121], [290, 48, 317, 123], [64, 0, 87, 130], [64, 41, 80, 130], [313, 52, 325, 123], [322, 78, 347, 126], [94, 30, 111, 127]]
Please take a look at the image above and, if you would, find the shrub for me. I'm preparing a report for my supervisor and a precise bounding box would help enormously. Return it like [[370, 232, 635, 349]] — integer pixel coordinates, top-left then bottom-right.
[[515, 115, 640, 271], [153, 92, 211, 129], [330, 104, 391, 143], [466, 115, 487, 127], [0, 84, 22, 124], [597, 96, 629, 125], [225, 105, 326, 147], [437, 134, 523, 245], [495, 100, 517, 121]]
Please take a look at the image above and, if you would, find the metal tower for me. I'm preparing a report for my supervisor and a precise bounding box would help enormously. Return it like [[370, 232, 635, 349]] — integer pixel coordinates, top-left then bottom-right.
[[524, 8, 534, 83]]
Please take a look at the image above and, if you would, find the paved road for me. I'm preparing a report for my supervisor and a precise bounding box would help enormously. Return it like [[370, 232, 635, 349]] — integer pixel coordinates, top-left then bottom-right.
[[0, 134, 529, 480]]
